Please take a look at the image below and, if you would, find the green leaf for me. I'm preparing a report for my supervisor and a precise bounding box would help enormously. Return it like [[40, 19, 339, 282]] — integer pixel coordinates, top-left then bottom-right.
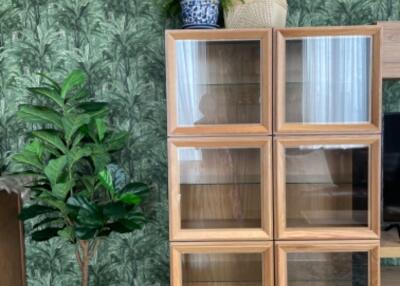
[[121, 182, 149, 197], [67, 146, 91, 168], [17, 105, 63, 128], [44, 156, 67, 186], [72, 132, 85, 148], [12, 151, 43, 170], [74, 226, 97, 240], [38, 193, 67, 214], [37, 73, 61, 92], [67, 88, 90, 103], [27, 87, 64, 108], [19, 205, 56, 221], [89, 145, 111, 173], [25, 139, 44, 159], [67, 196, 97, 213], [95, 118, 107, 141], [52, 180, 73, 200], [77, 209, 104, 227], [31, 227, 63, 242], [98, 169, 115, 198], [118, 192, 141, 205], [61, 70, 87, 99], [32, 216, 63, 230], [57, 226, 74, 241], [108, 218, 143, 233], [102, 202, 128, 220], [31, 130, 67, 153], [78, 102, 108, 118], [62, 113, 91, 143], [105, 131, 128, 151]]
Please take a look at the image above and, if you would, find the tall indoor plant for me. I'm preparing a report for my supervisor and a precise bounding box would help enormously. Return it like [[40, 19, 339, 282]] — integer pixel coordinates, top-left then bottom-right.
[[13, 70, 149, 286]]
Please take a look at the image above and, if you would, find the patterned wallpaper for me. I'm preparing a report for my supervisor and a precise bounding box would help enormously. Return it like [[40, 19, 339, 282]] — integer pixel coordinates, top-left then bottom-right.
[[0, 0, 399, 285]]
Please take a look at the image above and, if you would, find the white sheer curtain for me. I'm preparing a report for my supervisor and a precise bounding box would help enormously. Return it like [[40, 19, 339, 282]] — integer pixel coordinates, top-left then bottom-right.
[[301, 36, 371, 124], [176, 40, 207, 126]]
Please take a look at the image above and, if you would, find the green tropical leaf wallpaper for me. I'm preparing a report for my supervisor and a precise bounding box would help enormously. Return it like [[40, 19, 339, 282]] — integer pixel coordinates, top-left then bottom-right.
[[0, 0, 399, 285]]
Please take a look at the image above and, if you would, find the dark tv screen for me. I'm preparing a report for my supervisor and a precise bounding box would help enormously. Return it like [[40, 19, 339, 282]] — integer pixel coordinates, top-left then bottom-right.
[[383, 112, 400, 222]]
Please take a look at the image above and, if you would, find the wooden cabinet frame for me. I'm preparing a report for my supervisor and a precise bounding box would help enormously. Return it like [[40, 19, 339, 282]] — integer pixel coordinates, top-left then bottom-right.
[[274, 26, 382, 134], [274, 135, 381, 240], [169, 137, 273, 241], [275, 240, 380, 286], [171, 241, 274, 286], [166, 29, 273, 136]]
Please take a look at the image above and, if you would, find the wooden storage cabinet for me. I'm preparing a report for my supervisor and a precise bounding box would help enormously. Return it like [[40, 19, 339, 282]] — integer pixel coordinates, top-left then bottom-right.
[[166, 29, 273, 136], [275, 26, 382, 134], [171, 242, 274, 286], [274, 135, 381, 240], [0, 192, 26, 286], [275, 241, 380, 286], [169, 137, 273, 241]]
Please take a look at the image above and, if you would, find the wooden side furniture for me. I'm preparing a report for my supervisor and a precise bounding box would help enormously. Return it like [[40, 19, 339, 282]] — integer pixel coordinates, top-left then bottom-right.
[[0, 192, 26, 286], [377, 21, 400, 79], [166, 26, 382, 286]]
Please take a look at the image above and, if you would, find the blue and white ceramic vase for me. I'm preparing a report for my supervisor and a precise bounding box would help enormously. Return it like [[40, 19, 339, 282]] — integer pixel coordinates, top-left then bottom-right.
[[180, 0, 220, 29]]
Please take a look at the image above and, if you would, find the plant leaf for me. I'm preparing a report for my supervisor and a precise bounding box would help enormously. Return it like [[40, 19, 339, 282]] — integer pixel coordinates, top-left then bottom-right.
[[52, 180, 73, 200], [62, 113, 91, 143], [32, 130, 67, 153], [102, 202, 128, 221], [67, 146, 91, 168], [38, 193, 67, 214], [58, 226, 74, 241], [61, 70, 87, 99], [95, 118, 107, 141], [19, 205, 56, 221], [120, 182, 149, 197], [32, 216, 63, 230], [98, 169, 115, 198], [27, 87, 64, 108], [12, 151, 43, 170], [77, 102, 108, 118], [118, 193, 141, 205], [44, 156, 67, 186], [37, 73, 61, 92], [17, 105, 63, 128], [74, 226, 97, 240], [31, 227, 63, 242], [105, 131, 128, 151]]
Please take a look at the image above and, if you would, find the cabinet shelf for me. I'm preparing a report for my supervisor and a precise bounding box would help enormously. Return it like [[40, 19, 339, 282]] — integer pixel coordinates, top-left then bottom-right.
[[184, 282, 261, 286], [382, 266, 400, 286], [182, 219, 261, 229]]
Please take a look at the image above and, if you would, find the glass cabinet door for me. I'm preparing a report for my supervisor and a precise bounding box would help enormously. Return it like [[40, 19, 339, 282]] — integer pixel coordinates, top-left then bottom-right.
[[169, 137, 272, 241], [166, 30, 272, 136], [276, 241, 380, 286], [275, 136, 380, 240], [275, 26, 381, 134], [171, 242, 273, 286]]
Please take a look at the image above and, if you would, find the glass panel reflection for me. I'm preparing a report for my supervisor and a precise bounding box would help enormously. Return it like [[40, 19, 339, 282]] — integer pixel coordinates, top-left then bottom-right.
[[285, 145, 369, 228], [176, 40, 261, 126], [285, 36, 372, 124], [179, 148, 261, 229], [288, 252, 369, 286], [183, 253, 263, 286]]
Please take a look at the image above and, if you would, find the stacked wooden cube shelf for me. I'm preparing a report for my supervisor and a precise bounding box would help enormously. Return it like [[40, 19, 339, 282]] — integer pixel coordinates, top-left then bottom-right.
[[166, 26, 382, 286]]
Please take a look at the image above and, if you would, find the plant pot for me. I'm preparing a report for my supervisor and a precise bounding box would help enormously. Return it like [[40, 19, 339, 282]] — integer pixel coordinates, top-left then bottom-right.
[[224, 0, 287, 29], [180, 0, 220, 29]]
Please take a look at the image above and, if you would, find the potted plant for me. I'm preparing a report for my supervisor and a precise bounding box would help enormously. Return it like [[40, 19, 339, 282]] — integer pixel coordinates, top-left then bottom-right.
[[224, 0, 288, 29], [12, 70, 149, 286], [162, 0, 242, 28]]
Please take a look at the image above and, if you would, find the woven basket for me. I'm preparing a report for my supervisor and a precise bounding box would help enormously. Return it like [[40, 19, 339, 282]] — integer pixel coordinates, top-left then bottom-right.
[[224, 0, 288, 29]]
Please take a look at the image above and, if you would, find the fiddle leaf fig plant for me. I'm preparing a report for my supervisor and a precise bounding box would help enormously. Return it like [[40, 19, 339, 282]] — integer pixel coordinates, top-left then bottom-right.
[[13, 70, 149, 286]]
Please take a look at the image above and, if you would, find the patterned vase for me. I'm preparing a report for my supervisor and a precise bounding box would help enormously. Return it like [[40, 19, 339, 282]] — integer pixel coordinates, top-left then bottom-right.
[[180, 0, 220, 29]]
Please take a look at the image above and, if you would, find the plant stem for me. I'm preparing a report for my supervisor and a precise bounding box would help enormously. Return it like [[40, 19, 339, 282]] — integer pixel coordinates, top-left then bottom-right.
[[79, 240, 90, 286]]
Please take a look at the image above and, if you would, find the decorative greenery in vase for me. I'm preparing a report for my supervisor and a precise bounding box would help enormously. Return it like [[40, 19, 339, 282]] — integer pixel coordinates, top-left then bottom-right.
[[13, 70, 149, 286]]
